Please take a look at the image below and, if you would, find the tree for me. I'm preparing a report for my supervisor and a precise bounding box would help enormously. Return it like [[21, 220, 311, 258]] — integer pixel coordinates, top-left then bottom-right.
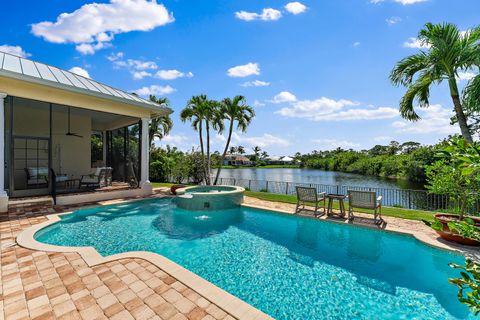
[[148, 95, 173, 147], [237, 145, 245, 155], [180, 95, 209, 184], [213, 96, 255, 185], [261, 151, 269, 159], [253, 146, 261, 157], [229, 146, 237, 154], [390, 22, 480, 143]]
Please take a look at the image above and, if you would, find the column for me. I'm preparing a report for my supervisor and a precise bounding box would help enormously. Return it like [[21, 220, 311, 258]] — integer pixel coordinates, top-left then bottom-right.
[[102, 130, 107, 166], [0, 93, 8, 212], [140, 117, 152, 192]]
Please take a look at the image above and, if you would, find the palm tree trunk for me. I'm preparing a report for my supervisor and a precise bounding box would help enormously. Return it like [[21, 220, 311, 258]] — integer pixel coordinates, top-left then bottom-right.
[[214, 119, 233, 185], [449, 78, 473, 143], [198, 121, 208, 185], [206, 120, 211, 185]]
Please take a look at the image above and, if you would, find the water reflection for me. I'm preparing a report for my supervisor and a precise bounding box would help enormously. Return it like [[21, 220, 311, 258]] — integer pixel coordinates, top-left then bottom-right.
[[153, 209, 244, 240], [215, 168, 425, 190]]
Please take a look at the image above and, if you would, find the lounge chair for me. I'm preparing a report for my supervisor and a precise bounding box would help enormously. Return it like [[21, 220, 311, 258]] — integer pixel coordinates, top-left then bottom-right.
[[295, 186, 326, 216], [80, 167, 112, 188], [347, 190, 382, 223]]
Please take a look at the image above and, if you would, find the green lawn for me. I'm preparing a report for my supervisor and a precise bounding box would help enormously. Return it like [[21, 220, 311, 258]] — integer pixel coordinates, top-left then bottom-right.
[[151, 182, 435, 222]]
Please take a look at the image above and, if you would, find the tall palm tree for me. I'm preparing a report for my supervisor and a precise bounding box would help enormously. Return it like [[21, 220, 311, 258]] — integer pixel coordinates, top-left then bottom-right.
[[148, 95, 173, 147], [180, 95, 209, 184], [204, 100, 224, 184], [261, 151, 268, 159], [214, 96, 255, 185], [390, 22, 480, 143], [229, 146, 237, 154], [237, 145, 245, 155]]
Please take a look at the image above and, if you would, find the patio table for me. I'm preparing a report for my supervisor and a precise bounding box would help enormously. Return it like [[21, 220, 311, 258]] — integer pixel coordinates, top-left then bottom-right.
[[326, 194, 347, 218]]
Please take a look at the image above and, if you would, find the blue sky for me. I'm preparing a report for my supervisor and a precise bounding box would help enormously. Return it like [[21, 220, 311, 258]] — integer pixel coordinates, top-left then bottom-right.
[[1, 0, 479, 154]]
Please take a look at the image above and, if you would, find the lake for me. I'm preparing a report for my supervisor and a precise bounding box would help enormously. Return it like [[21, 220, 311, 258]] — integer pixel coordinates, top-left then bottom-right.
[[215, 168, 425, 191]]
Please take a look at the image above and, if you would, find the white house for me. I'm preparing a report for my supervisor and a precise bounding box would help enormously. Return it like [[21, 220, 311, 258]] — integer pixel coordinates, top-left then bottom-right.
[[0, 51, 172, 211]]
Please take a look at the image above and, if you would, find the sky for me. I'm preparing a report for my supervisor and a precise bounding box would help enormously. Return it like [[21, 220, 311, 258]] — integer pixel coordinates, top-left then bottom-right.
[[1, 0, 479, 155]]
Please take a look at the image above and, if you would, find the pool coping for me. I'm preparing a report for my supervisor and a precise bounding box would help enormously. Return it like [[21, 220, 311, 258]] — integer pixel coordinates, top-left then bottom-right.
[[16, 198, 273, 320], [15, 193, 477, 320]]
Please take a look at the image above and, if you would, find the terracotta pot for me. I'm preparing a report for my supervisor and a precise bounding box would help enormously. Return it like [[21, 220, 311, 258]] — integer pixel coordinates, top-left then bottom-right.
[[433, 213, 480, 246], [435, 230, 480, 246], [170, 185, 186, 195]]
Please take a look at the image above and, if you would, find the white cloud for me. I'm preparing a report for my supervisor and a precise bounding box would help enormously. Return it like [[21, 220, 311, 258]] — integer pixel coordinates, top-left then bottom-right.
[[312, 138, 360, 150], [374, 136, 393, 142], [31, 0, 174, 54], [231, 133, 290, 148], [252, 100, 266, 107], [241, 80, 270, 87], [0, 45, 31, 58], [272, 91, 297, 103], [275, 96, 398, 121], [235, 8, 282, 21], [392, 104, 457, 134], [135, 85, 175, 96], [155, 69, 193, 80], [107, 52, 124, 61], [457, 71, 476, 81], [353, 42, 361, 47], [227, 62, 260, 77], [403, 37, 431, 49], [370, 0, 427, 4], [386, 16, 402, 25], [395, 0, 427, 4], [132, 71, 152, 80], [69, 66, 90, 78], [284, 2, 307, 15]]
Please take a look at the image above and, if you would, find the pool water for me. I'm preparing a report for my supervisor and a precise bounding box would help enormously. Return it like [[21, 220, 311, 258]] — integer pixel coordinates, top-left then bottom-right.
[[35, 198, 472, 319]]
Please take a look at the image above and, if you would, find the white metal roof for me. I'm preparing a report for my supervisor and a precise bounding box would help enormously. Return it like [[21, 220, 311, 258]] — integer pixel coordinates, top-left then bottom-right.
[[0, 51, 170, 113]]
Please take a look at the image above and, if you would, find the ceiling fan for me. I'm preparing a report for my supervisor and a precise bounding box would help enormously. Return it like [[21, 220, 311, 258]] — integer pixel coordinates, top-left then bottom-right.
[[65, 107, 83, 138]]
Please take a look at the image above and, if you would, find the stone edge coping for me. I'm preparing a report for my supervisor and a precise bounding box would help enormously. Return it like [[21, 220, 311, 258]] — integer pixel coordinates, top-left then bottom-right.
[[15, 196, 273, 320]]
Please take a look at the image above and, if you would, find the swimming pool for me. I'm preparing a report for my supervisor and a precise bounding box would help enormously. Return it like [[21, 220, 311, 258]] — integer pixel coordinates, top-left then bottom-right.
[[35, 198, 472, 319]]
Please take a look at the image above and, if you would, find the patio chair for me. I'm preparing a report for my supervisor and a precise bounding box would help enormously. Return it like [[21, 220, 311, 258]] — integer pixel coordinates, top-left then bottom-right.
[[25, 167, 68, 188], [295, 186, 326, 216], [347, 190, 382, 223], [80, 167, 112, 188]]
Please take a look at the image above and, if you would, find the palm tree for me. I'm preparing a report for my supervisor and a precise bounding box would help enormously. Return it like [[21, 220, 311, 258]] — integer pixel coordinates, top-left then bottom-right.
[[180, 95, 209, 184], [204, 100, 224, 184], [261, 151, 268, 159], [229, 146, 237, 154], [214, 96, 255, 185], [148, 95, 173, 147], [390, 22, 480, 143], [237, 145, 245, 155], [253, 146, 261, 157]]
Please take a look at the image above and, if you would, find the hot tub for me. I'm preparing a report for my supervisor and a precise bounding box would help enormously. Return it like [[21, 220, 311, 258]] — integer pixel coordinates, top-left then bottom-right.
[[175, 185, 245, 211]]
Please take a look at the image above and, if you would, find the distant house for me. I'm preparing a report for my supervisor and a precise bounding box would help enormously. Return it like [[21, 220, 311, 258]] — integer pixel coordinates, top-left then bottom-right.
[[265, 155, 295, 165], [223, 154, 252, 166]]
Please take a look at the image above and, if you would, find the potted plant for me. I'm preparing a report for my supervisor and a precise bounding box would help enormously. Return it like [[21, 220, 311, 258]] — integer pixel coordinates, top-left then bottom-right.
[[449, 259, 480, 316], [426, 137, 480, 245]]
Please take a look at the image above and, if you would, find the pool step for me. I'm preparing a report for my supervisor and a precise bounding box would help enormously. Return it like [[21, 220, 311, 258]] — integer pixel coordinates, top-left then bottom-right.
[[8, 196, 54, 212]]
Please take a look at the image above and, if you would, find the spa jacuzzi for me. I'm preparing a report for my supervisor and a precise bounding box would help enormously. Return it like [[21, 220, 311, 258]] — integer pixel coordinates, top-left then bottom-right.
[[175, 185, 245, 211]]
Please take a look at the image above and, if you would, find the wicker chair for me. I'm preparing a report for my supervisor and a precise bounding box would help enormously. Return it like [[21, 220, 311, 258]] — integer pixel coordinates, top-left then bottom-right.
[[347, 190, 382, 223], [80, 167, 112, 188], [295, 186, 326, 216]]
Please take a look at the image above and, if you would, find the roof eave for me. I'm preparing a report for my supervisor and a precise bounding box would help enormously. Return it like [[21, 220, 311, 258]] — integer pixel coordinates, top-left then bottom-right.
[[0, 70, 171, 116]]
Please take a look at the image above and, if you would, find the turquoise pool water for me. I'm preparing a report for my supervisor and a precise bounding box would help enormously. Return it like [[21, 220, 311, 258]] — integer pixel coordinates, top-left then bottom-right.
[[35, 198, 472, 319]]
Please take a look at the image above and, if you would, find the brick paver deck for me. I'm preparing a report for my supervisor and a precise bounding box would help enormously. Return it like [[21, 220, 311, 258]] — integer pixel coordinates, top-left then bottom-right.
[[0, 203, 235, 320]]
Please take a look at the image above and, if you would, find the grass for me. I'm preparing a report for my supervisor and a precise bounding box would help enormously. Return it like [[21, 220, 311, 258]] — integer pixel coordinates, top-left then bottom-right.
[[151, 182, 435, 222]]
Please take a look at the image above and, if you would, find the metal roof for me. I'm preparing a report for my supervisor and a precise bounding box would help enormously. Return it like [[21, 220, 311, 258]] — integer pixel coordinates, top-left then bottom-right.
[[0, 51, 170, 113]]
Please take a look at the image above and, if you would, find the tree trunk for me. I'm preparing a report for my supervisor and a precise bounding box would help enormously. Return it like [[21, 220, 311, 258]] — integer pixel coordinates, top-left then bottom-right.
[[206, 120, 211, 185], [198, 121, 208, 185], [449, 78, 473, 143], [214, 119, 234, 185]]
